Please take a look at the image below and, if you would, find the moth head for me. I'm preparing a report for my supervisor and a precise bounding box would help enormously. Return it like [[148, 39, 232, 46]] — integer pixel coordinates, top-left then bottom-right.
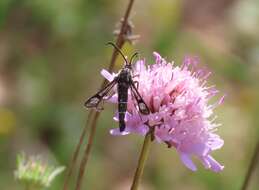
[[106, 42, 138, 70]]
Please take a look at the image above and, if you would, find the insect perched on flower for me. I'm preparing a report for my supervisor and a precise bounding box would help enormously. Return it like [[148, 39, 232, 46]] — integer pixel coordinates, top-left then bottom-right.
[[101, 52, 224, 172], [84, 42, 150, 132]]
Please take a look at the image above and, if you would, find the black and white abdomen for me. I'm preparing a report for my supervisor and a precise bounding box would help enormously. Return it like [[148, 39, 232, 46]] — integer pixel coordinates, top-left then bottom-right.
[[117, 81, 130, 131]]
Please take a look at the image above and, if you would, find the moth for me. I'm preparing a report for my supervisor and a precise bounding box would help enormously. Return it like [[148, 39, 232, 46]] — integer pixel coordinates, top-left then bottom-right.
[[84, 42, 150, 132]]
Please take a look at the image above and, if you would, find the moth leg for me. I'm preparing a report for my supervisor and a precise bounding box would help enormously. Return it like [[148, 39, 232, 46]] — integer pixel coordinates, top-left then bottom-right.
[[133, 80, 146, 117], [132, 80, 142, 119], [130, 85, 144, 122], [130, 87, 139, 111]]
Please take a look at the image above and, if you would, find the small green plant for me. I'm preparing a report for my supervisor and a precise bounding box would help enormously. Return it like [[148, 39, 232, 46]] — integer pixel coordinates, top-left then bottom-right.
[[14, 153, 65, 190]]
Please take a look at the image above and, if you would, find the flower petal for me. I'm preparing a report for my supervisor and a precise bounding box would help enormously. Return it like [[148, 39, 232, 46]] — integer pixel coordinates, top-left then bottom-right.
[[153, 52, 162, 63], [201, 155, 224, 172], [180, 153, 197, 171], [110, 128, 130, 136], [101, 69, 114, 82]]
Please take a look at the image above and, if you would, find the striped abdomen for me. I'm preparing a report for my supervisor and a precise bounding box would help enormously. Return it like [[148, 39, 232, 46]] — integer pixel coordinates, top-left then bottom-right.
[[117, 81, 129, 132]]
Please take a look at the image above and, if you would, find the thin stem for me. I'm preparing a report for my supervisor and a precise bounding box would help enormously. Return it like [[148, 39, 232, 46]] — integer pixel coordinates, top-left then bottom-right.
[[75, 112, 100, 190], [107, 0, 135, 73], [130, 131, 152, 190], [63, 0, 136, 189], [63, 111, 93, 190], [241, 140, 259, 190], [73, 0, 136, 190]]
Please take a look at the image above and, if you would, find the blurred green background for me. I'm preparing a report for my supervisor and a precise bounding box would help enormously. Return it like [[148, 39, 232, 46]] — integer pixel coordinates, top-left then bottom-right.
[[0, 0, 259, 189]]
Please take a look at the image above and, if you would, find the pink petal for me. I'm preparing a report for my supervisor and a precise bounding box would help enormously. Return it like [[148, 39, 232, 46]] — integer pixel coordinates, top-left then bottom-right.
[[113, 112, 130, 122], [164, 81, 177, 94], [153, 52, 162, 63], [191, 143, 211, 156], [208, 135, 224, 150], [218, 95, 225, 105], [134, 60, 146, 72], [106, 94, 118, 103], [153, 96, 162, 111], [132, 124, 149, 136], [180, 153, 197, 171], [101, 69, 114, 82], [110, 128, 130, 136], [204, 155, 224, 172]]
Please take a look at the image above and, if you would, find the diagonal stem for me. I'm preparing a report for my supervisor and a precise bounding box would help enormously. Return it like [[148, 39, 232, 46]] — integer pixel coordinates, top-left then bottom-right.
[[107, 0, 135, 73], [241, 140, 259, 190], [62, 111, 93, 190], [68, 0, 137, 190], [75, 112, 100, 190], [130, 131, 152, 190]]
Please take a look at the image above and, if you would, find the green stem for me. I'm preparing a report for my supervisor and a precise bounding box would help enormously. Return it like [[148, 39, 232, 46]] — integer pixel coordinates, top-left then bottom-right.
[[63, 111, 93, 190], [73, 0, 136, 189], [130, 131, 152, 190], [241, 140, 259, 190], [64, 0, 136, 189], [75, 112, 100, 190]]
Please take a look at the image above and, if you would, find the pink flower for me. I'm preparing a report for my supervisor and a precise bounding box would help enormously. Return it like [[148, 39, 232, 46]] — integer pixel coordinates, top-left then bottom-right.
[[101, 52, 224, 172]]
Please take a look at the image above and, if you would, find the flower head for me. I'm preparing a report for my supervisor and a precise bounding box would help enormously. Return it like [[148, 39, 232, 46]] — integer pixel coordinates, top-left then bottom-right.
[[102, 52, 224, 172], [14, 153, 65, 188]]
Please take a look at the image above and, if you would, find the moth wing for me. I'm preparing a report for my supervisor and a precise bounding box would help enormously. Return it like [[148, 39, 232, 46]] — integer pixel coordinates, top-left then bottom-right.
[[84, 78, 117, 108], [130, 80, 150, 115]]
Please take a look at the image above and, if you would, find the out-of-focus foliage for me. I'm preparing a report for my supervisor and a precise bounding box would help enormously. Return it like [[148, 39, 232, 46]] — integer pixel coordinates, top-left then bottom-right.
[[0, 0, 258, 189], [14, 153, 65, 189]]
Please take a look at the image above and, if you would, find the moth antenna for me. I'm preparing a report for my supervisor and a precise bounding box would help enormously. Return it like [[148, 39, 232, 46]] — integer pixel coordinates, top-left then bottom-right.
[[129, 52, 139, 65], [106, 42, 128, 64]]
